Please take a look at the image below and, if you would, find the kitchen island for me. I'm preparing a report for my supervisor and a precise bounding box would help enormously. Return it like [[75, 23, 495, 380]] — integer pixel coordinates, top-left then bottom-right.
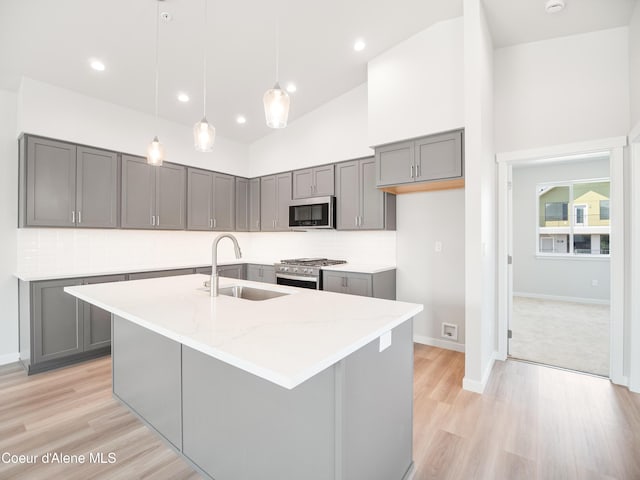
[[65, 274, 422, 480]]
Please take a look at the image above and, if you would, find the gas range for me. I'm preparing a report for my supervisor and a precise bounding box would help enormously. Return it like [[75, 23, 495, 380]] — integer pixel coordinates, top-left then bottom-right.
[[274, 258, 347, 289]]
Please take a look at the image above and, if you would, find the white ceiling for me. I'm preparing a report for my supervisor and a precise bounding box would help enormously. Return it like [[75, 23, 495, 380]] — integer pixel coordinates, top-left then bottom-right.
[[0, 0, 636, 144]]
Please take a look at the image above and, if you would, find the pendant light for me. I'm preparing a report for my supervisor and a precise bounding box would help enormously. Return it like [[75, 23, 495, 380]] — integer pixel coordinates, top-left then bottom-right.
[[263, 18, 290, 129], [147, 0, 165, 166], [193, 0, 215, 151]]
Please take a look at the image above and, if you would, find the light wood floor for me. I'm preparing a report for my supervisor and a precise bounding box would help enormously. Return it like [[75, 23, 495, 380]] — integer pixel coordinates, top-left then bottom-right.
[[1, 346, 639, 479]]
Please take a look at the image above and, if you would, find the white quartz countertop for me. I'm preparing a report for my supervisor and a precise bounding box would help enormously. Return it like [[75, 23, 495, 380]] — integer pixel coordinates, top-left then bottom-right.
[[64, 274, 422, 390], [321, 264, 396, 274]]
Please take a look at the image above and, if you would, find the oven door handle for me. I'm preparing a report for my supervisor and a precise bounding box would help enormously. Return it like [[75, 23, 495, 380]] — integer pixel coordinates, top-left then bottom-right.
[[276, 273, 319, 282]]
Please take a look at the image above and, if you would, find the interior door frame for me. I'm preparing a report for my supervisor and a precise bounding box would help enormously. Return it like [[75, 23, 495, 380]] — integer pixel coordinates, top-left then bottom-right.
[[496, 136, 627, 386], [630, 123, 640, 393]]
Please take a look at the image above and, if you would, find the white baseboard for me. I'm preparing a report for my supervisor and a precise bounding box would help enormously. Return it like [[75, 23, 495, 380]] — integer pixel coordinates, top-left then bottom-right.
[[413, 334, 465, 353], [0, 352, 19, 366], [513, 291, 610, 306], [462, 351, 498, 394]]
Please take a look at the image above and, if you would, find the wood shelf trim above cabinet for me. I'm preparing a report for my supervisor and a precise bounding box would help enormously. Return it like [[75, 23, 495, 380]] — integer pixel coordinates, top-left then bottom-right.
[[378, 177, 464, 195]]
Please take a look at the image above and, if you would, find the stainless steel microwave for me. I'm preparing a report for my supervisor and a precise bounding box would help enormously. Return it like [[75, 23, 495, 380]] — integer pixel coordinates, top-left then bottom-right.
[[288, 196, 335, 229]]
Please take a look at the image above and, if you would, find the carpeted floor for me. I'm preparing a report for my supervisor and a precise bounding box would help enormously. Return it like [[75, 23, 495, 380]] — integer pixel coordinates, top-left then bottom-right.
[[509, 296, 610, 376]]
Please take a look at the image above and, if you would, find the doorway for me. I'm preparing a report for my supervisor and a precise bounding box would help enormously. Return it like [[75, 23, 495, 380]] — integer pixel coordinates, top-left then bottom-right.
[[496, 137, 626, 385]]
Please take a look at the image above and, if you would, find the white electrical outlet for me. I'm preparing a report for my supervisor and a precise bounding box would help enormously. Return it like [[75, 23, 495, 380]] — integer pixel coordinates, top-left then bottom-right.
[[434, 241, 443, 253], [441, 323, 458, 341], [591, 279, 599, 287]]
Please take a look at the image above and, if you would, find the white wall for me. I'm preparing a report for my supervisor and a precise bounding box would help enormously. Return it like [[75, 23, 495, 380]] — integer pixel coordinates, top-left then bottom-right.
[[512, 159, 611, 302], [367, 17, 464, 147], [494, 27, 630, 153], [630, 1, 640, 128], [18, 78, 250, 176], [0, 89, 19, 363], [463, 0, 497, 392], [249, 84, 372, 177], [396, 191, 465, 349]]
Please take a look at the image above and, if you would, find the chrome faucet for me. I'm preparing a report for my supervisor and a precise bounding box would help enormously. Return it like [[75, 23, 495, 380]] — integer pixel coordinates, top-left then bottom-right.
[[210, 234, 242, 297]]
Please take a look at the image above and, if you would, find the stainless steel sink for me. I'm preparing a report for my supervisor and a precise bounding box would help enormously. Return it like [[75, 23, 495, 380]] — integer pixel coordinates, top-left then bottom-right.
[[218, 285, 289, 301]]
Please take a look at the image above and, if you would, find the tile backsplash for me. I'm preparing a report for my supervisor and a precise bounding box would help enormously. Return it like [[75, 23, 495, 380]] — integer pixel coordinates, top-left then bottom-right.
[[16, 228, 396, 277]]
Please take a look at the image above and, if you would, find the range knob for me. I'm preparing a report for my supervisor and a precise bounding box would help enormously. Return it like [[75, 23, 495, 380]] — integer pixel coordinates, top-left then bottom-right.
[[293, 267, 298, 273], [281, 266, 288, 272], [306, 268, 312, 274]]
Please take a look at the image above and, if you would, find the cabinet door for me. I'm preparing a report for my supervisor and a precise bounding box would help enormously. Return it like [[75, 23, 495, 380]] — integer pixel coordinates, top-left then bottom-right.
[[213, 173, 235, 231], [322, 272, 345, 294], [246, 264, 261, 282], [76, 147, 119, 228], [187, 168, 213, 231], [195, 266, 213, 275], [217, 264, 244, 279], [26, 136, 77, 227], [156, 163, 186, 230], [235, 178, 249, 232], [292, 169, 314, 199], [83, 274, 126, 351], [375, 140, 415, 187], [313, 165, 335, 197], [276, 172, 292, 230], [260, 175, 277, 231], [359, 158, 385, 230], [32, 278, 83, 364], [121, 155, 155, 229], [414, 130, 463, 181], [336, 160, 360, 230], [261, 266, 276, 284], [344, 273, 373, 297], [249, 178, 261, 232]]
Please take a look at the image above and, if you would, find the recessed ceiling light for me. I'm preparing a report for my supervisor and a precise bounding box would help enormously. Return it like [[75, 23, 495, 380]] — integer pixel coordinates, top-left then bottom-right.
[[353, 39, 366, 52], [236, 116, 247, 125], [286, 83, 297, 93], [177, 92, 190, 103], [545, 0, 565, 13], [90, 59, 105, 71]]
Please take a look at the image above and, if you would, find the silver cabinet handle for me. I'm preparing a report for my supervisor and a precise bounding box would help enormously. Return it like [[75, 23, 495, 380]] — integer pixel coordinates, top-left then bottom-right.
[[78, 211, 81, 224], [355, 216, 358, 226], [213, 218, 217, 228], [410, 165, 414, 178], [416, 163, 421, 178], [209, 219, 213, 228], [151, 215, 155, 226], [156, 215, 159, 225], [71, 211, 75, 223]]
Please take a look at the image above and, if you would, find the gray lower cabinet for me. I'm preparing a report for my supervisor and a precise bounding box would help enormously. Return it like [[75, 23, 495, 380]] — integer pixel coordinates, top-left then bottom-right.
[[187, 168, 235, 231], [83, 275, 126, 351], [322, 269, 396, 300], [376, 129, 463, 187], [128, 268, 195, 280], [20, 135, 119, 228], [122, 155, 186, 229], [336, 157, 395, 230], [261, 172, 292, 231], [246, 264, 276, 284], [196, 265, 245, 279], [19, 275, 122, 374], [292, 165, 334, 199]]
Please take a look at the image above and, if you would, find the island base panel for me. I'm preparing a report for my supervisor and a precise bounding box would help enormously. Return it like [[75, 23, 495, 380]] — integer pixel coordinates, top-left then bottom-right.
[[112, 316, 182, 450]]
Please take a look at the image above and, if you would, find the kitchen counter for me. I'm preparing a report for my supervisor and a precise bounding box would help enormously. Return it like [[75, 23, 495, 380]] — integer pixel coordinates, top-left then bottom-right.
[[321, 263, 396, 274], [65, 273, 420, 480], [64, 274, 421, 389]]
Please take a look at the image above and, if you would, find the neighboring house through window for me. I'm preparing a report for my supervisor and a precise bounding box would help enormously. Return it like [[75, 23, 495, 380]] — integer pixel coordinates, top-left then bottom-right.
[[537, 179, 610, 255]]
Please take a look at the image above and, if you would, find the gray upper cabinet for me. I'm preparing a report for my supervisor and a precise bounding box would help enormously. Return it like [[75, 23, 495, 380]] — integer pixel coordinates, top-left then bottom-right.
[[249, 178, 261, 232], [21, 135, 119, 228], [76, 147, 119, 228], [376, 130, 463, 187], [187, 168, 213, 231], [235, 177, 249, 232], [122, 155, 186, 230], [336, 157, 395, 231], [213, 173, 235, 231], [187, 168, 234, 231], [83, 274, 126, 351], [261, 172, 292, 231], [292, 165, 335, 199]]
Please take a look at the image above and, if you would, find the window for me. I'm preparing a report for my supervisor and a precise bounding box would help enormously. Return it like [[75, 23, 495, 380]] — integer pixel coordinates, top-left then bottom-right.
[[537, 179, 610, 256]]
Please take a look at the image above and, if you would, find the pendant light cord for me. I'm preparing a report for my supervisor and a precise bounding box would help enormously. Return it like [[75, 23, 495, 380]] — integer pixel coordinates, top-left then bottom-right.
[[275, 16, 279, 83], [154, 0, 160, 131], [203, 0, 208, 118]]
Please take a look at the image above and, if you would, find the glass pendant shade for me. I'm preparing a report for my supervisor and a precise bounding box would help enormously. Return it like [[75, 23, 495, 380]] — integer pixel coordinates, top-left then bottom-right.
[[146, 136, 165, 166], [194, 117, 215, 152], [263, 83, 290, 129]]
